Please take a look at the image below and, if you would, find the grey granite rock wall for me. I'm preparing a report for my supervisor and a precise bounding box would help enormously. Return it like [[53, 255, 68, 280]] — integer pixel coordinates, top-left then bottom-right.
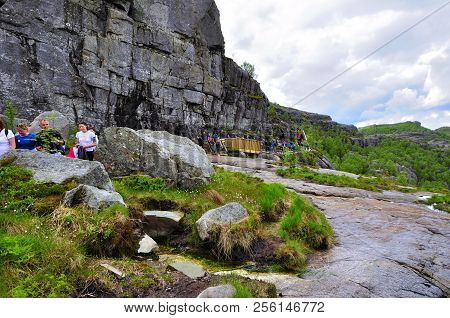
[[0, 0, 268, 138], [0, 0, 353, 139]]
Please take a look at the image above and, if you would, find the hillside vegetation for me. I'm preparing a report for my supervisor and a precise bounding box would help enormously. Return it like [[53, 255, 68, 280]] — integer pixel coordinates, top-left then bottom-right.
[[359, 121, 430, 135], [298, 125, 449, 193]]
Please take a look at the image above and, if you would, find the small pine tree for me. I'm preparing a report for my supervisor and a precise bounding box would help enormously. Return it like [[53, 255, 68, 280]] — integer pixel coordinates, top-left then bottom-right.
[[3, 100, 17, 129]]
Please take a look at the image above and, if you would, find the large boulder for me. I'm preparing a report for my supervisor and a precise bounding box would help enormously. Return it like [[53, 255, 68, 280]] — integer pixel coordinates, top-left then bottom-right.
[[4, 150, 114, 191], [196, 203, 249, 241], [63, 184, 126, 211], [28, 111, 73, 140], [0, 114, 29, 127], [96, 127, 214, 188]]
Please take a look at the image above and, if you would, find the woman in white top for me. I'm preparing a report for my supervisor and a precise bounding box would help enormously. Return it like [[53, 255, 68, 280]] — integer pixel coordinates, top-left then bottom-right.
[[0, 118, 16, 157], [75, 122, 97, 161]]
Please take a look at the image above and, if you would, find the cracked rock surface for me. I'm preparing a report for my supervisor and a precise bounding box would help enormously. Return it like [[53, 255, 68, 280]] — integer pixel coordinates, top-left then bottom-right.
[[218, 163, 450, 298]]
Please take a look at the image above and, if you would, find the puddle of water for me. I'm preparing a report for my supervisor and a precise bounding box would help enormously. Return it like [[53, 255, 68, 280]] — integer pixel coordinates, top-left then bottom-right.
[[418, 195, 432, 201], [426, 204, 448, 215]]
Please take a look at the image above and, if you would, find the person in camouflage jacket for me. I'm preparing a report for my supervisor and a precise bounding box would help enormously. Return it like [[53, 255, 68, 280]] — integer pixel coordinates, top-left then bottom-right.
[[35, 119, 65, 154]]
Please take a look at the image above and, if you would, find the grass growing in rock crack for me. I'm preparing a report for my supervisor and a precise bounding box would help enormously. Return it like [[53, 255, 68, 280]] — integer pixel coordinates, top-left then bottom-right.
[[277, 167, 416, 192], [277, 195, 333, 271]]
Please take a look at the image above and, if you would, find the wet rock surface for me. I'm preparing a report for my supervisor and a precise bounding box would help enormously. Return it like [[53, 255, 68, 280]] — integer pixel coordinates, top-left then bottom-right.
[[214, 160, 450, 297]]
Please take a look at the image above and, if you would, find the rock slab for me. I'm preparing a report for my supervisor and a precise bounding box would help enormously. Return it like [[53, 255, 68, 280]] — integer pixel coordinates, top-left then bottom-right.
[[63, 184, 126, 211], [196, 202, 249, 240], [169, 261, 206, 280], [197, 285, 235, 298], [5, 150, 114, 191]]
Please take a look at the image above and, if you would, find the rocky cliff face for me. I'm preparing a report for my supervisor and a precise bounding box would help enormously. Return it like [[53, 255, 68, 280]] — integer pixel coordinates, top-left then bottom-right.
[[0, 0, 351, 138], [0, 0, 268, 137]]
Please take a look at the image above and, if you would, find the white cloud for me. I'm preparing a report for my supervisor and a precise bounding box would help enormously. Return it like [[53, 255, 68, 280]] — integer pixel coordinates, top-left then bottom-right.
[[215, 0, 450, 129]]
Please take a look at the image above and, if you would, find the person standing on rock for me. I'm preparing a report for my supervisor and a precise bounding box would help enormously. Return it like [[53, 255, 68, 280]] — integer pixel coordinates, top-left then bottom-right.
[[75, 122, 97, 161], [0, 118, 16, 157], [15, 123, 36, 151], [36, 119, 65, 155]]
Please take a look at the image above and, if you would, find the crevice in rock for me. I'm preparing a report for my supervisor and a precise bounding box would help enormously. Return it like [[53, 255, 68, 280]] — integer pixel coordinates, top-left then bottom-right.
[[0, 1, 6, 8], [387, 258, 448, 297]]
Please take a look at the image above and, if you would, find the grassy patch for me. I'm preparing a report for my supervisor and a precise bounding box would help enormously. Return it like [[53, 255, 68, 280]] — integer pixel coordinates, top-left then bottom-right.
[[276, 167, 403, 192], [1, 163, 333, 297], [425, 195, 450, 213], [212, 275, 277, 298], [0, 164, 140, 297]]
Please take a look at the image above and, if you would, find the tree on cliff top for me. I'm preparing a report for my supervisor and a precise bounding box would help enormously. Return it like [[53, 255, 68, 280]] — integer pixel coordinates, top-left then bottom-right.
[[241, 61, 257, 79]]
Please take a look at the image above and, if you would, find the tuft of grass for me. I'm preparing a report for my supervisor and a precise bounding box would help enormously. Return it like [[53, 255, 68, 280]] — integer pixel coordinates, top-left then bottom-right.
[[279, 196, 333, 250], [233, 281, 253, 298], [259, 183, 288, 222], [276, 241, 308, 271], [210, 222, 258, 260], [212, 275, 277, 298], [201, 189, 225, 205]]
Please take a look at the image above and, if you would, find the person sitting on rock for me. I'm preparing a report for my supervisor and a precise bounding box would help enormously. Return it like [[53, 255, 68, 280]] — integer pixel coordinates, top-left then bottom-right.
[[75, 122, 97, 161], [15, 123, 36, 151], [35, 119, 65, 155], [0, 118, 16, 157]]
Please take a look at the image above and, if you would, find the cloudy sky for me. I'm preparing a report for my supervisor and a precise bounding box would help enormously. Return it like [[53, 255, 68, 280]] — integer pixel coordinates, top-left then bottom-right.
[[215, 0, 450, 129]]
